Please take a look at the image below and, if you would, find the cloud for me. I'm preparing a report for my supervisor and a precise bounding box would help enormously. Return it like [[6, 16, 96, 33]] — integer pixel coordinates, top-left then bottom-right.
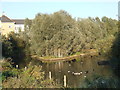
[[1, 0, 119, 2]]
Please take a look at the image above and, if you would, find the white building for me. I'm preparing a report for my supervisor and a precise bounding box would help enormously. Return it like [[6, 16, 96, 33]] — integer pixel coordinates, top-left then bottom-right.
[[13, 19, 24, 33], [0, 14, 25, 36]]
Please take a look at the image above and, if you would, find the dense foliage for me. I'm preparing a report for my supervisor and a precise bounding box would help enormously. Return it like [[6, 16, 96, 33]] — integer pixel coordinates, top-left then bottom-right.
[[1, 59, 58, 88], [1, 10, 118, 59], [23, 10, 118, 57], [1, 10, 119, 88], [1, 33, 26, 65], [109, 20, 120, 77]]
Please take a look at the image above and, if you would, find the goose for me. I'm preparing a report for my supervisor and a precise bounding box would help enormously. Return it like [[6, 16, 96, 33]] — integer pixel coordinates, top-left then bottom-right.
[[80, 71, 83, 74], [72, 72, 81, 75]]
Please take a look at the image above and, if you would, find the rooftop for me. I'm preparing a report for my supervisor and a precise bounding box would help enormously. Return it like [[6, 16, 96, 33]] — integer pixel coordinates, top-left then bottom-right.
[[0, 15, 14, 22], [0, 15, 25, 24], [13, 19, 24, 24]]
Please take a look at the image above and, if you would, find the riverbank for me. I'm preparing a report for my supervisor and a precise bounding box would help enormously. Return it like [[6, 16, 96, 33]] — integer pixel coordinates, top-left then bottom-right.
[[31, 49, 98, 62]]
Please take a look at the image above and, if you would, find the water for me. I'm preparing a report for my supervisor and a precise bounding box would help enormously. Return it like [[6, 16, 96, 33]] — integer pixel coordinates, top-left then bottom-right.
[[31, 55, 114, 88]]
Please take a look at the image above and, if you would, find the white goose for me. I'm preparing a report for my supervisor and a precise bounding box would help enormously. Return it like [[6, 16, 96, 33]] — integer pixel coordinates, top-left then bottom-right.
[[72, 72, 82, 75]]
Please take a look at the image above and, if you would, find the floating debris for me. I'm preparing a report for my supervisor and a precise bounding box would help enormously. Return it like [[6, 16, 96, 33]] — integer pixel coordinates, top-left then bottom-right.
[[68, 71, 70, 73]]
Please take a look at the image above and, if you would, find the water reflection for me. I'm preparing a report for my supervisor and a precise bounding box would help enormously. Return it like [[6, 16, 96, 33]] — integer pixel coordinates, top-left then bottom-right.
[[32, 55, 113, 87]]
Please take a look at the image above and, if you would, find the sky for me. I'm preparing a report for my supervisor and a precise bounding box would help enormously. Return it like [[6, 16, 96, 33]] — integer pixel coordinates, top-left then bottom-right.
[[0, 0, 119, 20]]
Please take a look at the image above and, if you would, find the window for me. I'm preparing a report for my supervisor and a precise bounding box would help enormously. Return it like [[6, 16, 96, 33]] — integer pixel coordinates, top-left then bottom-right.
[[9, 26, 12, 28]]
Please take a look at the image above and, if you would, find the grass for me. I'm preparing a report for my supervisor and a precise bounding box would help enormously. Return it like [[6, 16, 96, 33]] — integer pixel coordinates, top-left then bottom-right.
[[32, 49, 99, 63], [73, 52, 82, 55], [41, 56, 57, 59]]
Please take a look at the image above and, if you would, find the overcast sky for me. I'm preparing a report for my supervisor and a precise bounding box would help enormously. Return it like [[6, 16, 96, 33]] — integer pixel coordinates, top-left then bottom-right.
[[0, 0, 119, 20]]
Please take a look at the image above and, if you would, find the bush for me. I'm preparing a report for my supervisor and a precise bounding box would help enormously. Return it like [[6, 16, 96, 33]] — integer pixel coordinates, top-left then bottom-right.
[[1, 59, 57, 88]]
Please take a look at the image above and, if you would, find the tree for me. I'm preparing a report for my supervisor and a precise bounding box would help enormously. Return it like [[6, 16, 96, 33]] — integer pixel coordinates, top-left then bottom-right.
[[24, 10, 118, 57], [2, 32, 25, 64]]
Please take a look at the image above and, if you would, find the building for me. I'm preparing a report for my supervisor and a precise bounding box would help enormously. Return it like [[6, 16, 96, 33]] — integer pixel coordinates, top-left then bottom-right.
[[13, 19, 24, 33], [0, 15, 24, 36]]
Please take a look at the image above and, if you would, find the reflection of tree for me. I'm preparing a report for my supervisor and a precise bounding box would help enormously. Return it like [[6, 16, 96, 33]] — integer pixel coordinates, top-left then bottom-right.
[[83, 76, 120, 88], [110, 23, 120, 77], [109, 2, 120, 77]]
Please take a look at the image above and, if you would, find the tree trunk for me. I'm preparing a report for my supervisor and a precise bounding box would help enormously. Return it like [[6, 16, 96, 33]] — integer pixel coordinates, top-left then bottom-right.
[[58, 48, 61, 57]]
